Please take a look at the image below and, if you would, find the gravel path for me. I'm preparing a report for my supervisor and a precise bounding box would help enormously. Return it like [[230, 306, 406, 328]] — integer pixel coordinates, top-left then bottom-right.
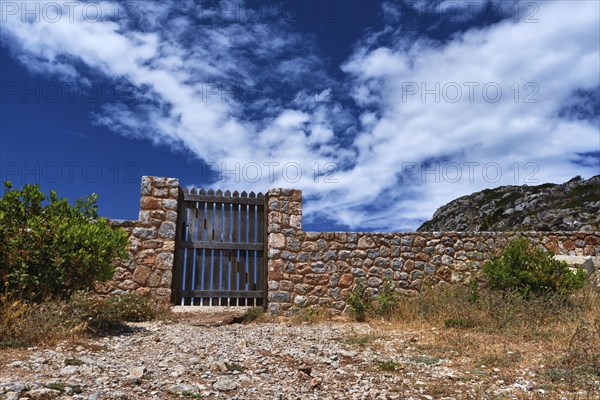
[[0, 316, 596, 399]]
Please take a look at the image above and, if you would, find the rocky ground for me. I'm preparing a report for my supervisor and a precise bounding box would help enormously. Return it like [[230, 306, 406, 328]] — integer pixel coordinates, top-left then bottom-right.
[[1, 312, 598, 400]]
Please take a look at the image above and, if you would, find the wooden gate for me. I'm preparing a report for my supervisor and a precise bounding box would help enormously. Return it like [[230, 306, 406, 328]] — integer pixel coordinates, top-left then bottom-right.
[[172, 188, 266, 306]]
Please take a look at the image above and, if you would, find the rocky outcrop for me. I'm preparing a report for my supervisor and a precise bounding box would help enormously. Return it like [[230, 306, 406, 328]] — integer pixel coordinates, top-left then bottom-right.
[[418, 175, 600, 232]]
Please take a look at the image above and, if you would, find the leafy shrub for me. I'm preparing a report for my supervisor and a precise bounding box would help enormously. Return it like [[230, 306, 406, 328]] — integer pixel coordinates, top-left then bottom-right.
[[373, 280, 399, 318], [347, 280, 370, 322], [482, 238, 585, 297], [0, 182, 128, 300]]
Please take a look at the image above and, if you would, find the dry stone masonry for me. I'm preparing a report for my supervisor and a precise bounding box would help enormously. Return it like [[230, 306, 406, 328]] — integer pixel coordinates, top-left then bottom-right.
[[94, 176, 180, 303], [96, 177, 600, 315], [265, 189, 600, 316]]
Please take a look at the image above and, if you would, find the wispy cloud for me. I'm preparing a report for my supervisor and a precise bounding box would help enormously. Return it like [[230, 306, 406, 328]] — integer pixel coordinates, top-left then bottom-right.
[[1, 0, 598, 230]]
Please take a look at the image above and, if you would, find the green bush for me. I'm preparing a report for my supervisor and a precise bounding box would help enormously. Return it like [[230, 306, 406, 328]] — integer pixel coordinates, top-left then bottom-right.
[[482, 238, 585, 297], [347, 280, 370, 322], [0, 181, 128, 300], [373, 280, 399, 318]]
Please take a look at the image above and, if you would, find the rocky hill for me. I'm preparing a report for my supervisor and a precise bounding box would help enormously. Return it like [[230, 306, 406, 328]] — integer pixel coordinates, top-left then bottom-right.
[[418, 175, 600, 232]]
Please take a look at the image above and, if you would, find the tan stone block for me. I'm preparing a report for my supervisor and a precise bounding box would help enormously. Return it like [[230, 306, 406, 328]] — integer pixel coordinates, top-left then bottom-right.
[[296, 263, 311, 275], [416, 253, 428, 262], [142, 240, 163, 249], [290, 215, 302, 229], [163, 241, 175, 252], [160, 270, 173, 286], [132, 266, 152, 284], [290, 202, 302, 215], [150, 210, 166, 221], [334, 233, 347, 242], [135, 250, 157, 265], [112, 267, 131, 281], [269, 212, 282, 224], [152, 188, 169, 198], [161, 199, 178, 211], [129, 238, 142, 253], [584, 245, 595, 256], [269, 233, 286, 249], [358, 236, 375, 249], [119, 279, 138, 290], [339, 273, 353, 287], [269, 259, 284, 280], [165, 178, 179, 188], [403, 259, 415, 272], [304, 274, 330, 286], [147, 269, 162, 287], [136, 287, 151, 296], [140, 196, 160, 210], [156, 253, 174, 270], [152, 177, 166, 188], [155, 288, 171, 297], [166, 211, 177, 222], [139, 210, 151, 223]]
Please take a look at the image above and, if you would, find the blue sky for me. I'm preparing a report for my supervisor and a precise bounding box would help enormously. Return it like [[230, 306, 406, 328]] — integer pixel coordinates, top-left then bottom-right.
[[1, 0, 599, 231]]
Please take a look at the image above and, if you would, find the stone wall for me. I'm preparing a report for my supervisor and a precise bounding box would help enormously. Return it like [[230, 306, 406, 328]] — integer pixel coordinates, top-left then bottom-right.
[[96, 178, 600, 314], [265, 189, 600, 316], [94, 176, 179, 303]]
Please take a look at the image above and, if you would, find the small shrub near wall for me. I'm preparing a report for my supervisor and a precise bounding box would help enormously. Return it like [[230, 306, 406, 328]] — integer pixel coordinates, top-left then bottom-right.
[[483, 238, 586, 297]]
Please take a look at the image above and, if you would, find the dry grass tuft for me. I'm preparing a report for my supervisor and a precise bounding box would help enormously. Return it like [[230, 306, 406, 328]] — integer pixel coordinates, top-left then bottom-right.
[[1, 291, 170, 348], [372, 283, 600, 397]]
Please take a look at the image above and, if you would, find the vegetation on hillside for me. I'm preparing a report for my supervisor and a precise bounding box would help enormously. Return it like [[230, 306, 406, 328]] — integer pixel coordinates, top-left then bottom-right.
[[418, 175, 600, 231]]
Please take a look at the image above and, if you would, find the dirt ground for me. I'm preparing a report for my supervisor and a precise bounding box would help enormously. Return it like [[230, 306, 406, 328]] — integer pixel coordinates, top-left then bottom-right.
[[1, 309, 599, 399]]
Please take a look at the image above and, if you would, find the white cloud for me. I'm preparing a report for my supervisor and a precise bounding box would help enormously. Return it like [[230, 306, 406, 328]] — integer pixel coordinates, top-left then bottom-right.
[[1, 0, 598, 231]]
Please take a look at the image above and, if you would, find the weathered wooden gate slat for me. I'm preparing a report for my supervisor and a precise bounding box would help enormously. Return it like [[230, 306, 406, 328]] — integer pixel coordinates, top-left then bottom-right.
[[173, 188, 266, 306], [179, 290, 263, 298], [180, 241, 263, 250]]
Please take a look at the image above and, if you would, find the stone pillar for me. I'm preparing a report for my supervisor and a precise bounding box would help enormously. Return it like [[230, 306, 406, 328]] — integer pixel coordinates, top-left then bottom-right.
[[96, 176, 180, 303], [266, 188, 303, 315]]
